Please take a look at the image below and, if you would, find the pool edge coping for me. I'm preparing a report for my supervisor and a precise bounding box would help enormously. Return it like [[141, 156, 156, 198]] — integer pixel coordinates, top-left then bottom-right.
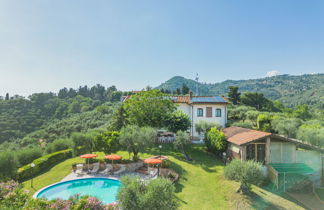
[[32, 176, 120, 199]]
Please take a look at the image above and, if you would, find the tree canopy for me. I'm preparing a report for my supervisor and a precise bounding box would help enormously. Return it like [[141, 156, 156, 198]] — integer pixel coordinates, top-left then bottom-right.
[[166, 110, 191, 133], [123, 90, 176, 128]]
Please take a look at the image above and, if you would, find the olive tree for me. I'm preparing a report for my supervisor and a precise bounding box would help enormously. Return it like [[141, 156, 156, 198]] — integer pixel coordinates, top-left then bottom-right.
[[174, 130, 192, 161], [271, 117, 302, 138], [224, 160, 264, 193], [195, 121, 220, 140], [119, 125, 157, 161]]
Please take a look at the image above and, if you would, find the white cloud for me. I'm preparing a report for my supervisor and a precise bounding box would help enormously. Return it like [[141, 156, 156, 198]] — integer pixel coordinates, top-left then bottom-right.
[[266, 70, 280, 77]]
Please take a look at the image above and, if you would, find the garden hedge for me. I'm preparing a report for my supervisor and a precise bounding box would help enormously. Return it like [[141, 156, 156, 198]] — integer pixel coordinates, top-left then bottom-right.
[[17, 149, 72, 181]]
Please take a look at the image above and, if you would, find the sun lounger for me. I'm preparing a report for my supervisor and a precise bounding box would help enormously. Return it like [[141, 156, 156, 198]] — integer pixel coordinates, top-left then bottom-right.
[[113, 165, 126, 175], [90, 163, 100, 174], [100, 164, 113, 175]]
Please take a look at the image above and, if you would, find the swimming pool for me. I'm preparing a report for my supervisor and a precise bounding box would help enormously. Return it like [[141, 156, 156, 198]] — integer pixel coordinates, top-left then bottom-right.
[[34, 178, 121, 204]]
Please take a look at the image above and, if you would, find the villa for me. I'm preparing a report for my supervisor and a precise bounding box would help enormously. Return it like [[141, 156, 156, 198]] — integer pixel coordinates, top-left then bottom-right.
[[171, 92, 229, 138], [122, 91, 229, 139]]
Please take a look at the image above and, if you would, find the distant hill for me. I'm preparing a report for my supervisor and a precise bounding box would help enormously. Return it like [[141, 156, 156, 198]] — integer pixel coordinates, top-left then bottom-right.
[[157, 74, 324, 107]]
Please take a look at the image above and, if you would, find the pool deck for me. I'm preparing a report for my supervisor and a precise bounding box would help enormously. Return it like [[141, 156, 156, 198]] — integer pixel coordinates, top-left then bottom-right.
[[61, 171, 152, 182]]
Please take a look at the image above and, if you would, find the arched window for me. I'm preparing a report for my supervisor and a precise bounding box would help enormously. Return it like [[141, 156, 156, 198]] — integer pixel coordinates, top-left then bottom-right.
[[197, 108, 203, 117], [215, 108, 222, 117]]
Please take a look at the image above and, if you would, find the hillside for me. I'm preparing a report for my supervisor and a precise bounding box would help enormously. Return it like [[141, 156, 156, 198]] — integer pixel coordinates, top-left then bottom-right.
[[157, 74, 324, 107]]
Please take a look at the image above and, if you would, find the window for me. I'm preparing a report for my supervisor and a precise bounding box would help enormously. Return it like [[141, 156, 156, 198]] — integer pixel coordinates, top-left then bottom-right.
[[215, 108, 222, 117], [246, 143, 266, 163], [197, 108, 203, 117]]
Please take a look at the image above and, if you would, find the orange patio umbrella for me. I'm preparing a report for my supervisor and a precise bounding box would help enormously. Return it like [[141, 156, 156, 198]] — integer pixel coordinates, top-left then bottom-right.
[[80, 154, 98, 158], [144, 158, 163, 164], [80, 154, 98, 172], [105, 154, 122, 165], [144, 158, 163, 177]]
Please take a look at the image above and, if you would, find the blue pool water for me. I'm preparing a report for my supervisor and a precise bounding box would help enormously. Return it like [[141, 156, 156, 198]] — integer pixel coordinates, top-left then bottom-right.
[[36, 178, 121, 204]]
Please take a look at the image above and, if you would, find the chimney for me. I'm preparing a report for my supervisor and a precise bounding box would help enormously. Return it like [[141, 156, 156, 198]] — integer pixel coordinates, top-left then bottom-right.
[[189, 91, 193, 99]]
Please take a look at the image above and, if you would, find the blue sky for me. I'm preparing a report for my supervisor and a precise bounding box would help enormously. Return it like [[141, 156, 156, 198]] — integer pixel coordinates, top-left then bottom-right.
[[0, 0, 323, 96]]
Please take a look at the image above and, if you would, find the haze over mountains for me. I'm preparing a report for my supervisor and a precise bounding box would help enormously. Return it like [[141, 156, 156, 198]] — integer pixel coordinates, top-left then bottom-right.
[[157, 73, 324, 107]]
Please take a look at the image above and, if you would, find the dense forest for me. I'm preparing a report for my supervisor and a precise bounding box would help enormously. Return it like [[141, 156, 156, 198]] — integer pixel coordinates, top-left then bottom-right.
[[0, 84, 125, 144], [157, 73, 324, 108]]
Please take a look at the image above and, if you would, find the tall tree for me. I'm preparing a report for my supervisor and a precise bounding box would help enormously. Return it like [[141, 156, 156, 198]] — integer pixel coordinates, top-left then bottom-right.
[[241, 92, 269, 110], [58, 88, 69, 99], [176, 88, 181, 95], [5, 93, 9, 100], [228, 86, 240, 105], [181, 84, 190, 95], [166, 110, 191, 133]]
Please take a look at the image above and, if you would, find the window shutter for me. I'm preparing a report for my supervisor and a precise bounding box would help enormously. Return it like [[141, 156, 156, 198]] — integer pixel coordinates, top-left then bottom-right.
[[206, 107, 212, 117]]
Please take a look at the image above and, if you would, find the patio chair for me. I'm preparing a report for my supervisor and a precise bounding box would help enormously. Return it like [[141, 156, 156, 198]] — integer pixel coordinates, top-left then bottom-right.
[[90, 163, 100, 174], [113, 165, 126, 175], [100, 164, 113, 175]]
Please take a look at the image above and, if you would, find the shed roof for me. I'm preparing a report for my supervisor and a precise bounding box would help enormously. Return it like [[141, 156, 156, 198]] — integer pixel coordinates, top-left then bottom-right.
[[223, 126, 271, 145], [269, 163, 315, 174]]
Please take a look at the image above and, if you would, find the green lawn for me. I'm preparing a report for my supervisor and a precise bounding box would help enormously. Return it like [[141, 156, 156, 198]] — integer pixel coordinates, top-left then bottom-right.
[[315, 188, 324, 202], [23, 144, 304, 209]]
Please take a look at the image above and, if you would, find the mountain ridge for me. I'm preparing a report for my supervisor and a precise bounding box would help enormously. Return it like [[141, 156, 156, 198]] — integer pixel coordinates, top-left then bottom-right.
[[156, 73, 324, 107]]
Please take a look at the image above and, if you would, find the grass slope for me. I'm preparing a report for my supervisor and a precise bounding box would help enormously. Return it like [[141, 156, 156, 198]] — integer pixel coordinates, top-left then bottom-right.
[[23, 145, 304, 210]]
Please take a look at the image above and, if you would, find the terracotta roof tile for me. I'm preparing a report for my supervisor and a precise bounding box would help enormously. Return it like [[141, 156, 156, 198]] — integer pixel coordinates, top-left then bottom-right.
[[223, 126, 271, 145], [172, 96, 190, 103]]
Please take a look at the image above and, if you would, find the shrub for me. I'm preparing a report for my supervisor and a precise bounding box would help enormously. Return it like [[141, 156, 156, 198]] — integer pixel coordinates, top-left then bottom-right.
[[0, 152, 18, 180], [46, 138, 73, 154], [17, 149, 72, 181], [205, 128, 227, 154], [224, 159, 264, 193], [0, 183, 115, 210], [16, 147, 43, 166], [0, 181, 29, 209], [118, 176, 179, 210]]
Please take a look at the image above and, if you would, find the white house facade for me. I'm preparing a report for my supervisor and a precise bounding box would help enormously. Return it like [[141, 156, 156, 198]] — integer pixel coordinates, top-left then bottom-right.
[[171, 94, 229, 138]]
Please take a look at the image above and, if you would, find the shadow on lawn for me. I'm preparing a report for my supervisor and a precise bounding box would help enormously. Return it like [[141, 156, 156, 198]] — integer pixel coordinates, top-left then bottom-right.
[[185, 144, 224, 173], [241, 191, 286, 210], [149, 143, 224, 173], [257, 183, 308, 209]]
